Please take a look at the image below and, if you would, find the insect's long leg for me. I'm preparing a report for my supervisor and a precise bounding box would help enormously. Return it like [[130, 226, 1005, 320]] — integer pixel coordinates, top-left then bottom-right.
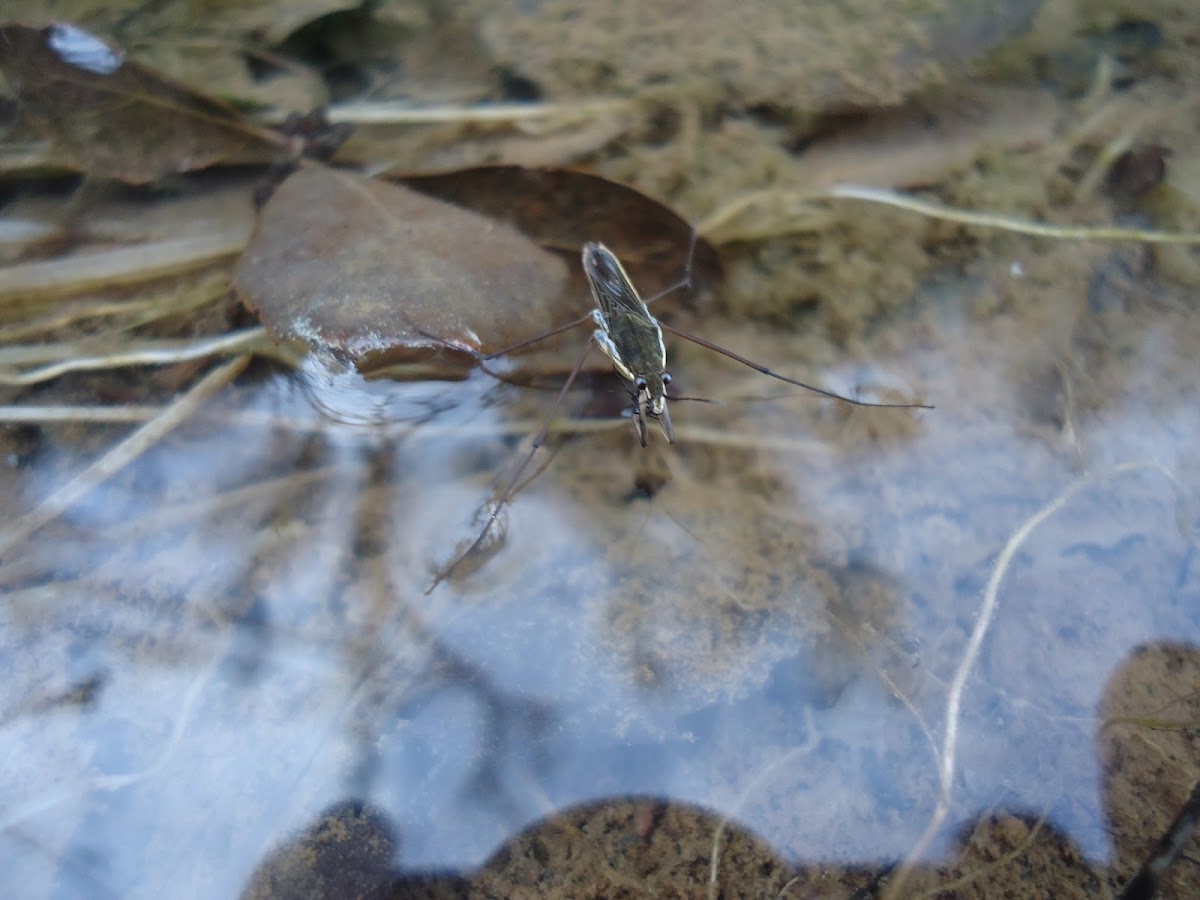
[[658, 322, 933, 410], [642, 229, 700, 308], [480, 263, 692, 359], [473, 354, 562, 390], [478, 249, 694, 361], [412, 326, 583, 392], [481, 234, 703, 361], [481, 314, 592, 360], [470, 236, 696, 369], [427, 334, 597, 594]]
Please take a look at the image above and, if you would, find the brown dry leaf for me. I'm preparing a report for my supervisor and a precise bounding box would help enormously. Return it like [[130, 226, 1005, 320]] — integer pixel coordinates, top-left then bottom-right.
[[0, 23, 285, 183], [234, 166, 572, 365], [399, 165, 722, 300]]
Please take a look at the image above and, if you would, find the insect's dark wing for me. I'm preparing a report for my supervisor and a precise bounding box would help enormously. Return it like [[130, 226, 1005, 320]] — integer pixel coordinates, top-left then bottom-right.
[[582, 242, 650, 320]]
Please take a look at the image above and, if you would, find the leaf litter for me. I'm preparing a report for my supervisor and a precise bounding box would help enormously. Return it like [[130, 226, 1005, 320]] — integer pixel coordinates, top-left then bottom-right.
[[0, 23, 287, 183], [237, 164, 723, 376], [400, 165, 722, 298]]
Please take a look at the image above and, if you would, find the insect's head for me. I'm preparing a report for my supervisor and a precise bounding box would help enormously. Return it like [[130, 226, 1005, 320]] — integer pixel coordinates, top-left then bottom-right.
[[632, 371, 675, 445], [633, 371, 670, 415]]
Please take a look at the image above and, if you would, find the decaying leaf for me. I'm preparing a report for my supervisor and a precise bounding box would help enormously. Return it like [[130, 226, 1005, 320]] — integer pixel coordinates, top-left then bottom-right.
[[237, 164, 724, 378], [400, 165, 722, 299], [0, 23, 285, 183], [235, 166, 572, 367]]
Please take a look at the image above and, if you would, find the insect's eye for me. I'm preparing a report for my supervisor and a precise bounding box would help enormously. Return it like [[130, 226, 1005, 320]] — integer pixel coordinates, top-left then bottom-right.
[[635, 377, 648, 391], [662, 372, 672, 385]]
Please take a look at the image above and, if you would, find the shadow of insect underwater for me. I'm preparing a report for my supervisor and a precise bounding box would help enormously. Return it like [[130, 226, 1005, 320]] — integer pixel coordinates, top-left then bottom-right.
[[424, 238, 933, 594]]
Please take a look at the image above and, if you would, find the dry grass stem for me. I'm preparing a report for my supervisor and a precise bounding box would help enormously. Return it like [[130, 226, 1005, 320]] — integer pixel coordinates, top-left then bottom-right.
[[1074, 120, 1144, 201], [0, 327, 268, 385], [911, 811, 1050, 898], [0, 231, 251, 303], [828, 185, 1200, 244], [0, 651, 222, 831], [883, 462, 1179, 900], [0, 287, 216, 342], [109, 466, 337, 539], [0, 404, 835, 455], [708, 711, 818, 900], [323, 98, 630, 128], [699, 184, 1200, 246]]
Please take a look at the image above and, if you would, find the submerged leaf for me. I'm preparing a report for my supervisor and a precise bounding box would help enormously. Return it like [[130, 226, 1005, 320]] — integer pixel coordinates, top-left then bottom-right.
[[0, 23, 284, 183], [400, 165, 722, 299], [235, 166, 571, 365]]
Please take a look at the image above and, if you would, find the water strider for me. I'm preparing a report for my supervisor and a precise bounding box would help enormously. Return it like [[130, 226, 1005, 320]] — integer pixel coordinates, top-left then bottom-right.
[[584, 241, 675, 446], [426, 239, 931, 592]]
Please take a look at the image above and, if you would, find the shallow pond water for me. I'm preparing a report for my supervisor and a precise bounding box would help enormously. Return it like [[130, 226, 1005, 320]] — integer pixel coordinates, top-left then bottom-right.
[[3, 239, 1198, 897], [2, 2, 1200, 899]]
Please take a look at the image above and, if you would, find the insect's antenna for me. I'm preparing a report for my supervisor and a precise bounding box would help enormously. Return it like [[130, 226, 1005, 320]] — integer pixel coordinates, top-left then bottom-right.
[[427, 334, 597, 593], [664, 395, 720, 404], [658, 322, 933, 410]]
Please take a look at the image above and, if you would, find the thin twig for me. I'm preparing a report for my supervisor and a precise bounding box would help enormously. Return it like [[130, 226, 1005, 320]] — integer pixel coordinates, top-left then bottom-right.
[[826, 185, 1200, 245], [694, 189, 829, 241], [0, 405, 833, 454], [912, 811, 1050, 898], [320, 98, 630, 126], [0, 274, 229, 343], [0, 299, 182, 343], [108, 466, 337, 540], [0, 328, 267, 385], [1102, 715, 1200, 733], [708, 710, 818, 900], [0, 355, 250, 560], [697, 184, 1200, 247], [776, 875, 802, 898], [882, 462, 1173, 900], [0, 231, 252, 302], [0, 649, 221, 831]]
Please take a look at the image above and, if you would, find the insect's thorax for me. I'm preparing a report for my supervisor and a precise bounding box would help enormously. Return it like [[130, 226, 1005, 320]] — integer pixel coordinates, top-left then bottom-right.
[[592, 306, 668, 413]]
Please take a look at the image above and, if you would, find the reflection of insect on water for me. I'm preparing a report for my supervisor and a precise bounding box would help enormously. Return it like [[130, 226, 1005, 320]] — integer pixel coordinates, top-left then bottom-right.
[[427, 238, 930, 592]]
